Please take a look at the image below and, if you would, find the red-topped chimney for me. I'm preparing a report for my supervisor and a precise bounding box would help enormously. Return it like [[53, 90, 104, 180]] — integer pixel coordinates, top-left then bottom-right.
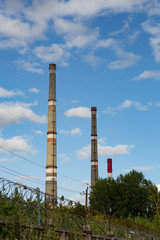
[[107, 158, 112, 179]]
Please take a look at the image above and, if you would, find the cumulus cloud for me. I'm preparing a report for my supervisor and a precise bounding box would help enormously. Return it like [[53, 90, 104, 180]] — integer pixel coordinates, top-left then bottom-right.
[[64, 107, 90, 118], [34, 44, 70, 66], [108, 49, 140, 69], [124, 166, 155, 172], [97, 38, 140, 69], [83, 54, 102, 67], [0, 87, 23, 98], [59, 128, 82, 136], [15, 60, 43, 74], [77, 142, 134, 160], [59, 153, 70, 163], [32, 129, 43, 135], [59, 129, 70, 136], [104, 99, 151, 114], [0, 136, 35, 154], [71, 128, 82, 136], [29, 88, 40, 93], [0, 101, 47, 127], [0, 0, 150, 70], [133, 70, 160, 81], [142, 20, 160, 62], [157, 184, 160, 191]]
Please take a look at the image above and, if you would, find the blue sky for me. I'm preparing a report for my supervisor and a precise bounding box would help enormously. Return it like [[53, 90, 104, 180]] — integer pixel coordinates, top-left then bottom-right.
[[1, 0, 160, 203]]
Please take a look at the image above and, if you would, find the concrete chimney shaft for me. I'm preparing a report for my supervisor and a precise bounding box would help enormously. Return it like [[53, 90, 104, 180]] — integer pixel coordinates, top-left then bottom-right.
[[45, 64, 57, 203], [91, 107, 98, 187]]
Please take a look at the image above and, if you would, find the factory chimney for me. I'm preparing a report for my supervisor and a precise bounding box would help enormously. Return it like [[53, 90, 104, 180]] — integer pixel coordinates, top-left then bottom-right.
[[45, 64, 57, 203], [107, 158, 112, 179], [91, 107, 98, 187]]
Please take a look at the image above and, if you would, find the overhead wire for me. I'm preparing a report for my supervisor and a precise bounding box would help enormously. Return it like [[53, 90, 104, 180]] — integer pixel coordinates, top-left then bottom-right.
[[0, 146, 44, 169], [0, 145, 86, 185], [0, 169, 43, 186], [0, 164, 44, 185]]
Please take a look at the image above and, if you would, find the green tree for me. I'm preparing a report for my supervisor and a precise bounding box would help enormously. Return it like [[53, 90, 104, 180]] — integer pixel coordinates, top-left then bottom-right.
[[89, 170, 157, 219]]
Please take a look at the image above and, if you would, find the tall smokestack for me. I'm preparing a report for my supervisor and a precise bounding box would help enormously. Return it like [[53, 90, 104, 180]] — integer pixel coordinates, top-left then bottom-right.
[[107, 158, 112, 179], [91, 107, 98, 187], [45, 64, 57, 203]]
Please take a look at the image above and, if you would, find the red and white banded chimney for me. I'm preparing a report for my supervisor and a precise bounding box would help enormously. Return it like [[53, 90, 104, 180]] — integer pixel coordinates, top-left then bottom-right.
[[91, 107, 98, 187], [45, 64, 57, 204], [107, 158, 112, 179]]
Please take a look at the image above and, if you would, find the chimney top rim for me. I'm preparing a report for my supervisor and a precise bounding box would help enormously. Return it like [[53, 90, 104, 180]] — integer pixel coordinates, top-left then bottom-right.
[[91, 107, 97, 111], [49, 63, 56, 68]]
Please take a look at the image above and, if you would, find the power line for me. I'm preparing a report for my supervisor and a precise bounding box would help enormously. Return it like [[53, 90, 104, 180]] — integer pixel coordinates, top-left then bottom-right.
[[0, 165, 44, 185], [0, 168, 43, 186], [0, 145, 86, 184], [57, 172, 82, 183], [58, 186, 81, 194], [0, 146, 44, 169]]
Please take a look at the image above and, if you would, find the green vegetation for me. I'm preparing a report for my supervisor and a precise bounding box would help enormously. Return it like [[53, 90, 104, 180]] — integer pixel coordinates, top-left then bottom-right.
[[0, 173, 160, 239], [89, 170, 160, 231]]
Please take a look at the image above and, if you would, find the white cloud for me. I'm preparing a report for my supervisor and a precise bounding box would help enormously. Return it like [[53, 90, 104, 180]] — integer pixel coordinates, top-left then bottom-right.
[[34, 44, 70, 66], [156, 184, 160, 191], [142, 20, 160, 62], [84, 54, 102, 67], [59, 129, 70, 136], [64, 107, 90, 118], [0, 101, 47, 127], [59, 153, 70, 163], [0, 87, 23, 98], [15, 60, 43, 74], [29, 88, 40, 93], [104, 99, 150, 114], [0, 11, 47, 51], [0, 158, 10, 162], [32, 129, 43, 135], [60, 128, 82, 136], [108, 49, 140, 69], [96, 38, 140, 69], [133, 70, 160, 81], [98, 138, 106, 144], [110, 20, 129, 36], [69, 194, 85, 205], [124, 166, 155, 172], [0, 0, 149, 69], [77, 143, 134, 160], [96, 38, 117, 48], [71, 128, 82, 136], [54, 17, 99, 49], [0, 136, 35, 154], [72, 100, 79, 104]]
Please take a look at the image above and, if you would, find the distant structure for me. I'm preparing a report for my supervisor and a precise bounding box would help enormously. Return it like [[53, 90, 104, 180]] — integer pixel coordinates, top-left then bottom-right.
[[91, 107, 98, 187], [45, 64, 57, 203], [107, 158, 112, 179]]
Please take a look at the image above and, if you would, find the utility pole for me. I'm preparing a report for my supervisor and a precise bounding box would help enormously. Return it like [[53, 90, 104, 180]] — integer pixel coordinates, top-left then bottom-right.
[[85, 185, 89, 219], [37, 187, 41, 226]]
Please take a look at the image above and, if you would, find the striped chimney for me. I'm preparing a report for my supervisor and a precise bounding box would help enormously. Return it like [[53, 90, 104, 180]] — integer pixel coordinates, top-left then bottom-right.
[[45, 64, 57, 203], [107, 158, 112, 179], [91, 107, 98, 187]]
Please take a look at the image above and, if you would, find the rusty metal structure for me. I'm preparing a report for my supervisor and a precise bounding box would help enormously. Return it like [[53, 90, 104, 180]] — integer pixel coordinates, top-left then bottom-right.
[[45, 64, 57, 203], [91, 107, 98, 187]]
